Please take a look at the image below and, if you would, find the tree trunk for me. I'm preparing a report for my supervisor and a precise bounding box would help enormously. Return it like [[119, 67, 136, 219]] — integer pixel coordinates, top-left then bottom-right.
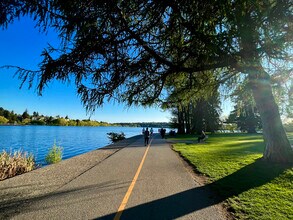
[[249, 71, 293, 163], [195, 100, 204, 134], [185, 105, 191, 134], [177, 106, 185, 134]]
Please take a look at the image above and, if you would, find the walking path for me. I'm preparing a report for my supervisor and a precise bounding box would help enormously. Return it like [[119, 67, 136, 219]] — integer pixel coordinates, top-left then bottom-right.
[[0, 134, 226, 219]]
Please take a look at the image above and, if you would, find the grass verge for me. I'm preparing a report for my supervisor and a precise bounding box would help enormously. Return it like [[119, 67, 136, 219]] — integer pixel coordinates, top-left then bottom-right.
[[0, 150, 35, 181], [171, 133, 293, 219]]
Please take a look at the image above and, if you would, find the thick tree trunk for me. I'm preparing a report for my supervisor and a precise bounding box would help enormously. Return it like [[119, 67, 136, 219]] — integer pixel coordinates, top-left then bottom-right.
[[177, 106, 185, 134], [249, 71, 293, 163]]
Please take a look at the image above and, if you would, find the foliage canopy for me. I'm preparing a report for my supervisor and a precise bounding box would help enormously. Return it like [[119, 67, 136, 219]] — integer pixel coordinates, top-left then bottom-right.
[[1, 0, 293, 162], [1, 0, 291, 109]]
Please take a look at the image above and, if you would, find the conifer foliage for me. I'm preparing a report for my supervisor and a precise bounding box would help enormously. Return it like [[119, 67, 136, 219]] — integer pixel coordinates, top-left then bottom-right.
[[1, 0, 292, 162]]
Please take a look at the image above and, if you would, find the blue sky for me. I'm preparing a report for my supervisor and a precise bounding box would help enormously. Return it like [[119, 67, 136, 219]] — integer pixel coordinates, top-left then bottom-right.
[[0, 16, 172, 123], [0, 16, 232, 123]]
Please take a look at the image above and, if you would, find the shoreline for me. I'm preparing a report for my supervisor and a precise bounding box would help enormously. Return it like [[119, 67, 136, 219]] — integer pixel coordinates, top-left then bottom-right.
[[0, 135, 142, 215]]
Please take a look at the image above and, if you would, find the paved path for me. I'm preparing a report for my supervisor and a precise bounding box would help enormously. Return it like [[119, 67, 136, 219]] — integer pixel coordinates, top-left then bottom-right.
[[0, 135, 226, 219]]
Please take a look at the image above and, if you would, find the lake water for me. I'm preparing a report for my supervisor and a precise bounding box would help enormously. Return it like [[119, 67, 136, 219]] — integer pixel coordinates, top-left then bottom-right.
[[0, 126, 144, 165]]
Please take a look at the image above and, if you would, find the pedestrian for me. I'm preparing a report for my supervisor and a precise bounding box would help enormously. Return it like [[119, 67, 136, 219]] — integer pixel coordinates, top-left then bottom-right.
[[198, 130, 206, 143], [144, 127, 150, 146], [150, 127, 153, 136], [160, 127, 166, 138]]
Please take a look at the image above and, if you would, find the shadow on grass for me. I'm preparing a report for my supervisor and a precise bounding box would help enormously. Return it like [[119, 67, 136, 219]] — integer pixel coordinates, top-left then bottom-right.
[[94, 159, 290, 219], [210, 159, 290, 197]]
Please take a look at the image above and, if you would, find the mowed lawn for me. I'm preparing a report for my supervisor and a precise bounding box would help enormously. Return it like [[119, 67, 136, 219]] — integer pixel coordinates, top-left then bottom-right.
[[171, 132, 293, 219]]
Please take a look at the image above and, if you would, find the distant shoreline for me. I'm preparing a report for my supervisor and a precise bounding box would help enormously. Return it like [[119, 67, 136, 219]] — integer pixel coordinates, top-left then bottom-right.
[[0, 123, 171, 128]]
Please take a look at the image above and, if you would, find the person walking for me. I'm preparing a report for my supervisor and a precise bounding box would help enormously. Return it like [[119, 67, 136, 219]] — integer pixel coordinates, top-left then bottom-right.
[[160, 128, 166, 138], [144, 127, 150, 146], [198, 130, 206, 143]]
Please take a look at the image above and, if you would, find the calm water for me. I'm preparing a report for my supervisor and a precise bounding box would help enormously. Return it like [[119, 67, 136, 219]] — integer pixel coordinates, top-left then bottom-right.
[[0, 126, 143, 165]]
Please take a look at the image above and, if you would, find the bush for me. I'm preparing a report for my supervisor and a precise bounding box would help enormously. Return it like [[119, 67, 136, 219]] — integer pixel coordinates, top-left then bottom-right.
[[0, 150, 35, 181], [107, 132, 126, 143], [0, 116, 9, 124], [45, 143, 63, 164]]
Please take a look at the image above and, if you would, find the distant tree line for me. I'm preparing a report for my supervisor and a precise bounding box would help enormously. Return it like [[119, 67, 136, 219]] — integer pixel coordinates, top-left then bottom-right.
[[0, 107, 111, 126], [0, 107, 170, 127], [115, 122, 171, 128]]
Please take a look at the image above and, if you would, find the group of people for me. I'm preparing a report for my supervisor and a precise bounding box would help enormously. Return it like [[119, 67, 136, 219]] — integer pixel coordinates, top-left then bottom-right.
[[142, 127, 206, 145], [142, 127, 168, 146], [142, 127, 153, 146]]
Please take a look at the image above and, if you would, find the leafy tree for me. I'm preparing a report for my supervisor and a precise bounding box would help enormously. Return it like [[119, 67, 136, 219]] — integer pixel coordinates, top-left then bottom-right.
[[31, 119, 45, 125], [0, 116, 9, 124], [67, 120, 77, 126], [8, 110, 18, 123], [203, 94, 222, 133], [51, 117, 68, 126], [22, 109, 29, 120], [167, 94, 221, 135], [1, 0, 292, 162], [228, 105, 262, 133], [227, 83, 262, 133], [0, 108, 18, 123], [164, 71, 221, 134], [45, 116, 54, 125], [32, 111, 39, 118], [22, 118, 31, 125]]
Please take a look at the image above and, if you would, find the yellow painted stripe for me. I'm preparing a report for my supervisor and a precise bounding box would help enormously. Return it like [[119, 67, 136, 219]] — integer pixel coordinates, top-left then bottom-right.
[[113, 138, 153, 220]]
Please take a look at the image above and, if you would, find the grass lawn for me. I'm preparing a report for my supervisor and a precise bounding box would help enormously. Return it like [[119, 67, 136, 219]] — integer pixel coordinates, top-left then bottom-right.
[[170, 132, 293, 219]]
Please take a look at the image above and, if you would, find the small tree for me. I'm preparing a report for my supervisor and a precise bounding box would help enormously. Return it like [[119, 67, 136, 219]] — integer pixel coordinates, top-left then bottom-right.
[[45, 143, 63, 164]]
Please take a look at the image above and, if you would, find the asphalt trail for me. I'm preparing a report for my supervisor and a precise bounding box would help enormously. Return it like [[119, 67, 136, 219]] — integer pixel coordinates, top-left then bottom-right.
[[2, 134, 226, 220]]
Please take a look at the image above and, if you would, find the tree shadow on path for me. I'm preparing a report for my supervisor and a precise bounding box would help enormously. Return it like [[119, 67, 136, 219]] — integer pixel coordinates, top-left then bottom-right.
[[95, 159, 290, 220]]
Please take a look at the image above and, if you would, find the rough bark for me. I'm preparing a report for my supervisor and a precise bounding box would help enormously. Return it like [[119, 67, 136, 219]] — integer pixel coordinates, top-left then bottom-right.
[[249, 71, 293, 163], [177, 106, 185, 134]]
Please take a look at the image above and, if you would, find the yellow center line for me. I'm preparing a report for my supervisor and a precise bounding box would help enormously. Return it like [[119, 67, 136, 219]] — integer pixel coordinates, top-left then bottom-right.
[[113, 137, 153, 220]]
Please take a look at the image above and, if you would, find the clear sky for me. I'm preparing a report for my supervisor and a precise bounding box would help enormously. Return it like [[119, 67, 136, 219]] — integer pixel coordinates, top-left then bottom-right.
[[0, 16, 171, 123], [0, 16, 232, 123]]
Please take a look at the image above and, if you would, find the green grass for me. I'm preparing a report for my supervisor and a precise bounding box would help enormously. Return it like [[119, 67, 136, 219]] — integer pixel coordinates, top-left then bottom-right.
[[171, 132, 293, 219]]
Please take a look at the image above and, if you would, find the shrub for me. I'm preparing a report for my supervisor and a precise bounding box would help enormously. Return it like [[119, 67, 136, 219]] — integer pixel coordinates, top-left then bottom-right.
[[45, 143, 63, 164], [0, 116, 9, 124], [107, 132, 126, 143], [0, 150, 35, 181]]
